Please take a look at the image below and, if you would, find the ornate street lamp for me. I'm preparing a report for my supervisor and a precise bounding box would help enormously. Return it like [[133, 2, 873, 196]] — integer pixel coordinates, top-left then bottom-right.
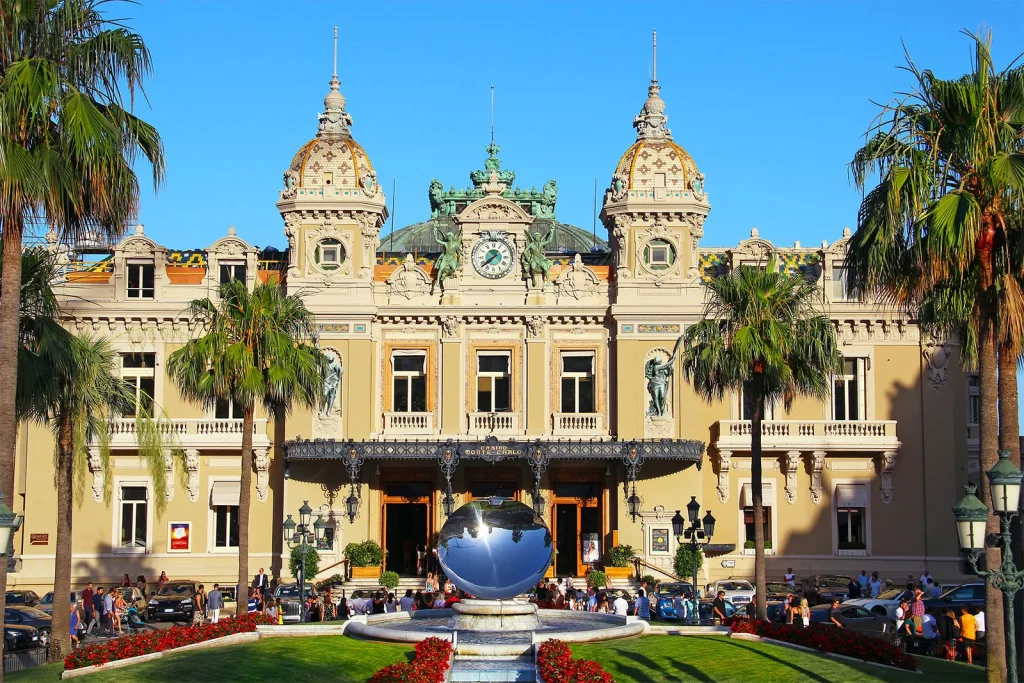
[[298, 500, 313, 529], [952, 451, 1024, 682], [313, 514, 328, 549], [284, 502, 324, 622], [0, 494, 23, 558], [626, 484, 641, 522], [671, 510, 685, 541], [345, 485, 360, 524], [701, 510, 716, 540], [532, 489, 546, 518], [686, 496, 700, 525], [441, 488, 456, 518], [674, 496, 714, 624]]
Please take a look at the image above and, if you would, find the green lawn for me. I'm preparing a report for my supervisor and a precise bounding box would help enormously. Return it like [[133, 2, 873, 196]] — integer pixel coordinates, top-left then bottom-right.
[[7, 636, 412, 683], [570, 635, 985, 683]]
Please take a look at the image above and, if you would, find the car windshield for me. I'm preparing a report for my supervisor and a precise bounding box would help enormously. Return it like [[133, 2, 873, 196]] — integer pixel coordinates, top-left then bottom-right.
[[275, 585, 312, 599], [39, 593, 53, 605], [15, 607, 49, 619], [156, 583, 194, 598], [820, 577, 851, 588], [876, 589, 905, 601], [720, 582, 752, 591], [656, 583, 691, 597], [765, 583, 790, 593], [4, 593, 26, 604], [116, 588, 136, 600]]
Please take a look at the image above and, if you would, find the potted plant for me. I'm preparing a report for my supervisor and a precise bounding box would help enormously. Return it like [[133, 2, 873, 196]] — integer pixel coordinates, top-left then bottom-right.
[[605, 544, 635, 579], [586, 570, 608, 589], [345, 541, 385, 579], [380, 570, 400, 591]]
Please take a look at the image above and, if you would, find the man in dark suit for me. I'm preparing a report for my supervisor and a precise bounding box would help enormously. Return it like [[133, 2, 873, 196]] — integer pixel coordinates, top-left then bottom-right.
[[253, 568, 270, 600]]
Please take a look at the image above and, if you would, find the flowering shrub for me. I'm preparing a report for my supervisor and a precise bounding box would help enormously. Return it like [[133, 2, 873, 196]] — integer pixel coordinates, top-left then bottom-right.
[[65, 613, 271, 670], [537, 640, 614, 683], [728, 618, 918, 671], [368, 637, 452, 683]]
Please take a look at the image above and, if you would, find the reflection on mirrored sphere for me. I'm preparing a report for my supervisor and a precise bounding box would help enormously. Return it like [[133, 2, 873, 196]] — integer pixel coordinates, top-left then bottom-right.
[[437, 497, 553, 600]]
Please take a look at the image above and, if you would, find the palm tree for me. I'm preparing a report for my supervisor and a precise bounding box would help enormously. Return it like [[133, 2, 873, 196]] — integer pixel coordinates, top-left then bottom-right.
[[682, 260, 841, 621], [0, 0, 164, 622], [168, 280, 326, 616], [846, 32, 1024, 681]]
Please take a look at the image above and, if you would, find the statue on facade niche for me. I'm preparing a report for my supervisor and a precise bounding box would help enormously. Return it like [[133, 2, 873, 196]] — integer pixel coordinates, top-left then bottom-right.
[[521, 225, 556, 286], [646, 335, 684, 417], [320, 351, 343, 417], [433, 225, 462, 286]]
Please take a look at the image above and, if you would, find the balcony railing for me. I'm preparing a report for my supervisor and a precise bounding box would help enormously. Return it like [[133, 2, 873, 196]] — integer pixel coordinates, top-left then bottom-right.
[[468, 412, 520, 435], [383, 412, 434, 435], [552, 413, 605, 436], [714, 419, 899, 453], [102, 417, 270, 448]]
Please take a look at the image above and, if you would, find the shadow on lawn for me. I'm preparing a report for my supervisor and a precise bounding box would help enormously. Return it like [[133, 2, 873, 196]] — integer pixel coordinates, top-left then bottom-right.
[[619, 650, 713, 682], [715, 639, 831, 683]]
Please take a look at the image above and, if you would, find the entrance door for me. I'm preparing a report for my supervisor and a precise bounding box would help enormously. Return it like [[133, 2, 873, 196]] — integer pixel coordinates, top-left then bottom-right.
[[384, 503, 427, 574], [555, 504, 578, 576]]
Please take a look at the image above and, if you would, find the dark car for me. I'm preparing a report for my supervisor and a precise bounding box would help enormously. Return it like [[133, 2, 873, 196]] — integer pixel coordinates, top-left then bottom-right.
[[38, 591, 83, 616], [4, 607, 51, 647], [923, 583, 985, 612], [809, 603, 893, 633], [764, 582, 794, 602], [273, 583, 314, 623], [599, 589, 635, 616], [2, 623, 39, 652], [4, 590, 41, 607], [697, 598, 738, 623], [146, 581, 198, 622], [803, 575, 853, 606], [652, 582, 694, 620]]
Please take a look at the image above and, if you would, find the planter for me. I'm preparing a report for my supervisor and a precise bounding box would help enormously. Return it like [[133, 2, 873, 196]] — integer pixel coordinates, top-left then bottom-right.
[[604, 566, 633, 579], [351, 566, 382, 579], [66, 271, 112, 284], [165, 266, 206, 284]]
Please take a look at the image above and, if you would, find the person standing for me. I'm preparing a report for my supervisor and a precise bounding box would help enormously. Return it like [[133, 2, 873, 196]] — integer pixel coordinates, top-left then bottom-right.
[[828, 599, 843, 628], [136, 575, 148, 595], [784, 594, 795, 625], [784, 568, 796, 588], [868, 572, 882, 598], [112, 589, 126, 635], [207, 584, 224, 624], [920, 570, 931, 587], [69, 601, 81, 649], [587, 587, 598, 612], [975, 607, 986, 642], [247, 587, 259, 613], [846, 576, 861, 599], [712, 591, 728, 622], [120, 574, 131, 588], [959, 605, 977, 664], [81, 583, 95, 636], [635, 589, 651, 620], [102, 587, 115, 635], [253, 568, 270, 601], [927, 578, 942, 598], [87, 587, 104, 635], [799, 598, 810, 628], [910, 589, 926, 635], [857, 570, 869, 596], [157, 571, 169, 593], [399, 589, 415, 612], [194, 584, 207, 626]]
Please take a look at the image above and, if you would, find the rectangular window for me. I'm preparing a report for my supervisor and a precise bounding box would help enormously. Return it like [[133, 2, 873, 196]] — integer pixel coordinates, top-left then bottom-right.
[[215, 398, 243, 420], [119, 486, 148, 549], [832, 357, 867, 421], [214, 505, 239, 548], [654, 173, 667, 188], [831, 264, 859, 301], [477, 352, 511, 412], [126, 263, 155, 299], [219, 262, 247, 285], [740, 380, 775, 420], [835, 484, 868, 551], [121, 353, 155, 417], [392, 353, 427, 412], [968, 374, 980, 427], [742, 507, 772, 546], [560, 353, 595, 413]]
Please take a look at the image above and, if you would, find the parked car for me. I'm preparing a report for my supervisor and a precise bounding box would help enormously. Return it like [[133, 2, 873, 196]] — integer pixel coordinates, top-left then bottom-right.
[[146, 581, 198, 622], [809, 603, 894, 633], [802, 575, 853, 605], [4, 590, 41, 607], [2, 623, 40, 652], [113, 587, 148, 617], [705, 579, 755, 607], [843, 587, 914, 619], [273, 583, 314, 623], [764, 582, 795, 602], [38, 591, 83, 616], [697, 598, 739, 622], [598, 589, 635, 616], [923, 583, 986, 612], [652, 582, 694, 620], [4, 607, 51, 647]]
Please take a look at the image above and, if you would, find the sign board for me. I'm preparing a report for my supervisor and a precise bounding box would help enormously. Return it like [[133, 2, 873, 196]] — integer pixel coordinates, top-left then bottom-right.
[[721, 559, 736, 568], [29, 534, 48, 546], [581, 533, 600, 564], [462, 442, 520, 462], [651, 528, 669, 553], [168, 522, 191, 552]]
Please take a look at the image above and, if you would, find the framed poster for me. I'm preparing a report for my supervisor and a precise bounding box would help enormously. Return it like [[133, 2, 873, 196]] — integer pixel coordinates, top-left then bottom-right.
[[168, 522, 191, 552], [651, 528, 670, 553], [581, 533, 600, 564]]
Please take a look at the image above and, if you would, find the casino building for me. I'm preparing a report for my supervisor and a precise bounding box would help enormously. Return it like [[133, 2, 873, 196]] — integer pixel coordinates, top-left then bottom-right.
[[10, 43, 976, 591]]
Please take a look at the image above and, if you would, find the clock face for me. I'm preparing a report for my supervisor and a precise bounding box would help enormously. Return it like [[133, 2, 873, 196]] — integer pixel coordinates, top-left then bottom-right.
[[471, 237, 515, 279]]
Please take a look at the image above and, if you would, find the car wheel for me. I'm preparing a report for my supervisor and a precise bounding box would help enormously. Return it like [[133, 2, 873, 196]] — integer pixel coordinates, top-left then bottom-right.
[[38, 630, 50, 647]]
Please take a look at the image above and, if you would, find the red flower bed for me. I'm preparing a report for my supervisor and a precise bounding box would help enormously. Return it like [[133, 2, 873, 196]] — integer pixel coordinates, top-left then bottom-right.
[[368, 637, 453, 683], [727, 618, 918, 671], [537, 640, 614, 683], [64, 613, 271, 670]]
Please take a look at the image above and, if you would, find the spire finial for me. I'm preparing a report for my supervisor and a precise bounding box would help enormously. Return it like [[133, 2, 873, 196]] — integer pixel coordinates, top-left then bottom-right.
[[490, 85, 495, 144], [318, 26, 351, 137], [651, 30, 659, 83], [333, 26, 338, 79]]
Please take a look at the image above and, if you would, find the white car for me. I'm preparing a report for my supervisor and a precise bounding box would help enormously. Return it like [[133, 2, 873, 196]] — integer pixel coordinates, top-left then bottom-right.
[[707, 579, 755, 606], [841, 587, 914, 620]]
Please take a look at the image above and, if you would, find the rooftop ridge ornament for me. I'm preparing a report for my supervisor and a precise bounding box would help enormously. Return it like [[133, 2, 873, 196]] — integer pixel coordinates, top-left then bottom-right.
[[317, 25, 353, 138], [633, 30, 672, 142], [470, 141, 515, 190]]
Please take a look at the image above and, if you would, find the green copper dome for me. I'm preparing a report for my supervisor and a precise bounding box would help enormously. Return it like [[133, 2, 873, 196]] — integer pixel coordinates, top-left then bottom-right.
[[378, 217, 607, 256]]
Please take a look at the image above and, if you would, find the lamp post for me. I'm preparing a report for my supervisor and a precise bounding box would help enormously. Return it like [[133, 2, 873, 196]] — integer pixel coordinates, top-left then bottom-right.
[[283, 500, 326, 622], [672, 496, 715, 623], [952, 450, 1024, 683]]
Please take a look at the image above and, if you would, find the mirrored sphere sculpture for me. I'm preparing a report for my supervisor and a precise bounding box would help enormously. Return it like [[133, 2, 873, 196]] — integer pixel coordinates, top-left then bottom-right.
[[437, 497, 553, 600]]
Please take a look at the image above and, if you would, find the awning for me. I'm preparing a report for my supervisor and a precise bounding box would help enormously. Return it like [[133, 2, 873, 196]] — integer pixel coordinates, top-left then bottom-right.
[[740, 482, 776, 508], [835, 483, 868, 507], [211, 481, 241, 507]]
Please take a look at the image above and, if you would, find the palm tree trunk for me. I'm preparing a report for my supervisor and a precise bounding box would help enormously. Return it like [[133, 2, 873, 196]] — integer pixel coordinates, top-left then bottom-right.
[[981, 326, 1006, 683], [752, 375, 767, 621], [49, 416, 74, 662], [236, 407, 255, 616], [999, 346, 1021, 680], [0, 219, 26, 673]]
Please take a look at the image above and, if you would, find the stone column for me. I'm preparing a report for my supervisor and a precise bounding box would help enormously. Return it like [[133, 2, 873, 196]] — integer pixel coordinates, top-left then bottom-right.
[[439, 316, 463, 434], [525, 316, 547, 436]]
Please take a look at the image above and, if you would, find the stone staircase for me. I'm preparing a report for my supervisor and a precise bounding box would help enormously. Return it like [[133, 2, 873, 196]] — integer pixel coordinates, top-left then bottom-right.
[[450, 654, 535, 682]]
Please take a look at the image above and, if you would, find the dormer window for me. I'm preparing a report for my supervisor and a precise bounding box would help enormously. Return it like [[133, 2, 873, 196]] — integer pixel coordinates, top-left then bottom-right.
[[126, 262, 155, 299], [219, 262, 247, 285], [644, 239, 675, 271], [315, 239, 344, 271], [323, 172, 333, 186]]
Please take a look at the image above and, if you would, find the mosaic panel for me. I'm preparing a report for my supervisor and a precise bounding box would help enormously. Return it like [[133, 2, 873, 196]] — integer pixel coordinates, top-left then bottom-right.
[[638, 324, 680, 334], [166, 250, 206, 268], [778, 252, 822, 282], [699, 252, 729, 281]]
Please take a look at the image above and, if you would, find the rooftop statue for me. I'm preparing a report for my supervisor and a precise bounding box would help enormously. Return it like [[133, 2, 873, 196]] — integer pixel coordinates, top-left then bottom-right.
[[535, 180, 557, 218], [429, 179, 449, 219], [433, 224, 462, 286], [521, 225, 555, 286]]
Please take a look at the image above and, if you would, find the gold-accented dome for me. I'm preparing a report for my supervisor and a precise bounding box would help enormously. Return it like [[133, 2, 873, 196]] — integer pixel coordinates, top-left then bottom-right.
[[288, 136, 376, 192], [614, 140, 697, 191]]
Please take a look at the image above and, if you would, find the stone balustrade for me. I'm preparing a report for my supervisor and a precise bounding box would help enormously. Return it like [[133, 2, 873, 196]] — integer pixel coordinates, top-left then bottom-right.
[[383, 412, 434, 435], [468, 412, 520, 435], [552, 413, 605, 436], [716, 419, 898, 453], [103, 417, 270, 448]]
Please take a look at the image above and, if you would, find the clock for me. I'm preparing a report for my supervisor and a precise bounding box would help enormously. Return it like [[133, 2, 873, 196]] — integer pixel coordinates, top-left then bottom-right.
[[471, 234, 516, 279]]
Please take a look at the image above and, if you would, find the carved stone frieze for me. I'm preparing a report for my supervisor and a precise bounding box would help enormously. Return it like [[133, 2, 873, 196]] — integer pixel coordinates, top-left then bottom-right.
[[88, 449, 103, 503], [526, 315, 546, 339], [923, 339, 952, 392], [254, 448, 270, 504], [783, 450, 800, 504], [440, 315, 460, 339], [184, 449, 200, 503], [879, 451, 897, 504], [809, 451, 826, 505], [164, 451, 174, 501], [385, 254, 432, 301], [554, 253, 605, 302], [717, 450, 732, 503]]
